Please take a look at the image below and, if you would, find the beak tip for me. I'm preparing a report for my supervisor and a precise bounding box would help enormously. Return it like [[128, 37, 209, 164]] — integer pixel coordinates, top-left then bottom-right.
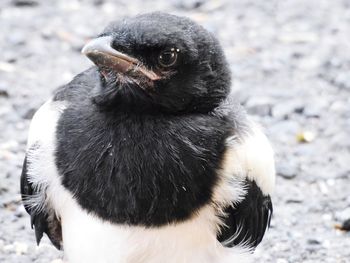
[[81, 45, 89, 55], [81, 36, 113, 56]]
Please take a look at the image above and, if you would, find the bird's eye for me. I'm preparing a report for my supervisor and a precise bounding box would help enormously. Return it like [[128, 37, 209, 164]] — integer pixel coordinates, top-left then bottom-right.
[[158, 49, 178, 67]]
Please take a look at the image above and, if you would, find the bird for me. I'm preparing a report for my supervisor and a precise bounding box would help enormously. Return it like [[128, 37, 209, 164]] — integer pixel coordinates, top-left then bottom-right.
[[20, 12, 275, 263]]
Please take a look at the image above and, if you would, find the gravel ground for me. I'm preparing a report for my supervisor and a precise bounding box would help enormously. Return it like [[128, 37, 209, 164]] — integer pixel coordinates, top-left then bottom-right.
[[1, 0, 350, 262]]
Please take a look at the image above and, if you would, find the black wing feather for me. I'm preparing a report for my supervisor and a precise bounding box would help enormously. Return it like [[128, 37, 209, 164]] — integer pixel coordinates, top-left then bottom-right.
[[20, 156, 63, 250], [217, 179, 272, 249]]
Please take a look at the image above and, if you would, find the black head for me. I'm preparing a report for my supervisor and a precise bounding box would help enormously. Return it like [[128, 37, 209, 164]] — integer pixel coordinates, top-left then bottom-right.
[[82, 12, 231, 113]]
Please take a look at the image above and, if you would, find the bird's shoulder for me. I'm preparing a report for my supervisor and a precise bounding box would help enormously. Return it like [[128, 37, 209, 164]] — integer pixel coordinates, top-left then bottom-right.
[[213, 98, 275, 194], [53, 67, 100, 103]]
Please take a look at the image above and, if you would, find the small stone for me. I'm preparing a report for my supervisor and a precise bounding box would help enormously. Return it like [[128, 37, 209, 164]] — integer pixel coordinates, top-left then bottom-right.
[[0, 90, 9, 98], [318, 181, 329, 195], [12, 102, 38, 120], [286, 198, 303, 204], [332, 72, 350, 90], [296, 131, 316, 143], [11, 0, 39, 7], [6, 32, 26, 46], [14, 242, 28, 255], [276, 162, 298, 179], [3, 244, 14, 252], [0, 186, 8, 194], [303, 104, 322, 118], [322, 214, 332, 221], [173, 0, 205, 10], [278, 32, 318, 44], [307, 239, 321, 245], [272, 100, 304, 119], [14, 205, 26, 218], [0, 62, 15, 73], [335, 208, 350, 221], [22, 107, 37, 119], [330, 100, 348, 112], [246, 96, 273, 116], [93, 0, 104, 6]]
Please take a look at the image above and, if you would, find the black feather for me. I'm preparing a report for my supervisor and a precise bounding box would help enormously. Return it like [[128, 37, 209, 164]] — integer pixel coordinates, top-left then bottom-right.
[[20, 156, 63, 250], [217, 179, 273, 249]]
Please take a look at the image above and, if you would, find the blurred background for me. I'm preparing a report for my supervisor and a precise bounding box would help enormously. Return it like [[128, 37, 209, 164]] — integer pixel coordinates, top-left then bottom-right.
[[0, 0, 349, 262]]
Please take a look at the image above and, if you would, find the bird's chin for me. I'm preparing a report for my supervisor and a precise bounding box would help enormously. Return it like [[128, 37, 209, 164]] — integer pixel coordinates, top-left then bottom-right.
[[114, 73, 139, 86], [100, 69, 155, 92]]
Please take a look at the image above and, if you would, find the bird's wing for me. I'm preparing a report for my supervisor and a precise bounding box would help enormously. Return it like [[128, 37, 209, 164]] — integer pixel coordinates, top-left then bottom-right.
[[20, 99, 67, 250], [215, 119, 275, 250], [217, 179, 273, 249], [20, 155, 62, 249]]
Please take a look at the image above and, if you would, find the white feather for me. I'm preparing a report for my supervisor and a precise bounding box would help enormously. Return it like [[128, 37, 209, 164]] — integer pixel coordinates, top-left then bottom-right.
[[61, 199, 251, 263], [225, 121, 276, 195]]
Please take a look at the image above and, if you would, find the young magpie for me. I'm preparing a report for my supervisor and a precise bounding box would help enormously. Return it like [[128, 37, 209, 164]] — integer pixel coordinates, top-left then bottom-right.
[[21, 12, 275, 263]]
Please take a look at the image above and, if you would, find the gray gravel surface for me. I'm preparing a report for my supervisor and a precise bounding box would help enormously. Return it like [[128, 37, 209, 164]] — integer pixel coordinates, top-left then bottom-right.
[[1, 0, 349, 262]]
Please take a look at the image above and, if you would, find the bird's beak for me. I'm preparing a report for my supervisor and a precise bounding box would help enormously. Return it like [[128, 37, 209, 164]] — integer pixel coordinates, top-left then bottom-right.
[[81, 36, 160, 81]]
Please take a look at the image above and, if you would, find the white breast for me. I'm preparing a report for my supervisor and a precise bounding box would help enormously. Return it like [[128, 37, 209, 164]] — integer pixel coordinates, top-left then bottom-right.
[[60, 198, 251, 263]]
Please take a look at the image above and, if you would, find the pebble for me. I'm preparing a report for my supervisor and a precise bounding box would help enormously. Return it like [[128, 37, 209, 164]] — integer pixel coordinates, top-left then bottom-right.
[[278, 32, 318, 44], [14, 205, 26, 218], [276, 162, 298, 179], [331, 72, 350, 90], [6, 32, 27, 46], [335, 208, 350, 221], [296, 131, 316, 143], [14, 242, 28, 255], [307, 239, 321, 245], [302, 104, 323, 118], [11, 0, 39, 7], [272, 100, 304, 119], [0, 62, 15, 73], [92, 0, 104, 6], [173, 0, 205, 10], [0, 89, 9, 98], [245, 96, 273, 116]]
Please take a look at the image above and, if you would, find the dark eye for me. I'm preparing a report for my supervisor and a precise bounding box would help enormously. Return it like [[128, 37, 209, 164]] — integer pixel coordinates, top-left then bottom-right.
[[158, 49, 178, 67]]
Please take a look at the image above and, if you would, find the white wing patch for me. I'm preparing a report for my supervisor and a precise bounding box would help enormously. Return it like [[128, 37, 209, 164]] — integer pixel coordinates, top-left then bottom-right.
[[27, 99, 66, 148], [225, 122, 276, 196], [25, 99, 69, 214]]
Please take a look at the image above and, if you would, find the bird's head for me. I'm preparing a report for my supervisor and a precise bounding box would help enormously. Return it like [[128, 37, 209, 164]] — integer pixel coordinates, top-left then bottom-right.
[[82, 12, 231, 113]]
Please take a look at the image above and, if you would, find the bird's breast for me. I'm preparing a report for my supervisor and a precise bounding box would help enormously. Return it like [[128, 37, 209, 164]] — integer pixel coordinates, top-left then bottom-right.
[[55, 106, 231, 227]]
